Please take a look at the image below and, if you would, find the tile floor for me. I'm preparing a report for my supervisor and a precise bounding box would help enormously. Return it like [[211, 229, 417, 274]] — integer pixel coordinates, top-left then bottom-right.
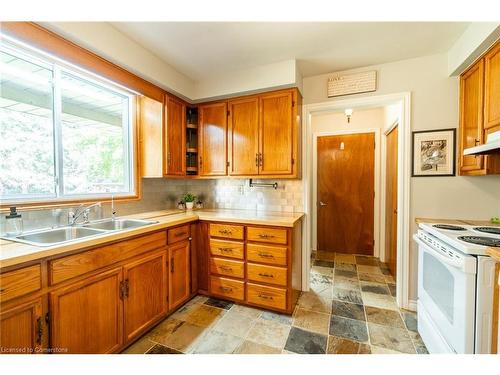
[[122, 253, 428, 354]]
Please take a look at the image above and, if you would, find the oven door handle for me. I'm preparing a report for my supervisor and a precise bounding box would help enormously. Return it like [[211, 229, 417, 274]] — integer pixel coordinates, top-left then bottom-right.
[[413, 235, 464, 270]]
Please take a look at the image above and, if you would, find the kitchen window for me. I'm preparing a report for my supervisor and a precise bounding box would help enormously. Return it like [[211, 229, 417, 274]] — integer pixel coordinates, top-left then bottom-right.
[[0, 41, 136, 204]]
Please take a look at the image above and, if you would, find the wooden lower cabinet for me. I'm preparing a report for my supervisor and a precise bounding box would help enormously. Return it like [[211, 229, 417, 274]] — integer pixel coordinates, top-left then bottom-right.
[[168, 240, 191, 310], [0, 297, 44, 354], [49, 267, 123, 354], [203, 221, 302, 314], [123, 250, 168, 341]]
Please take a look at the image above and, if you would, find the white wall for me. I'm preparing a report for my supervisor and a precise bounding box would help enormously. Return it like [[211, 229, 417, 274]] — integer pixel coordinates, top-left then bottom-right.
[[193, 59, 300, 101], [303, 53, 500, 300], [447, 23, 500, 76], [40, 22, 196, 99]]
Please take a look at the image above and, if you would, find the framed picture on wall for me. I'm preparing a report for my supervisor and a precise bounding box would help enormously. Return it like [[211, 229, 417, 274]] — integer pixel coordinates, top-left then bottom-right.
[[412, 128, 456, 177]]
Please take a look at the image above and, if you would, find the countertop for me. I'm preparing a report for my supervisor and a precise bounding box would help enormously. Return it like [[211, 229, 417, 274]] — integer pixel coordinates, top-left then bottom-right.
[[0, 209, 304, 269], [415, 217, 500, 261]]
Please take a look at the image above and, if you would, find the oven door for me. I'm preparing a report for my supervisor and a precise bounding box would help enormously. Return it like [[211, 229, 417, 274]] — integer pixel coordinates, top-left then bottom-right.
[[415, 235, 476, 353]]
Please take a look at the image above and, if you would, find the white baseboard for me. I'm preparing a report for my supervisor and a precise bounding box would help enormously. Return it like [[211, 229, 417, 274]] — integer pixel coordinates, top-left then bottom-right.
[[407, 299, 417, 312]]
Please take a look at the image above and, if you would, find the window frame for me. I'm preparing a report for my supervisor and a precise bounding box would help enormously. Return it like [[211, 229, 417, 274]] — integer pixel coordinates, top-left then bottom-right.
[[0, 40, 139, 208]]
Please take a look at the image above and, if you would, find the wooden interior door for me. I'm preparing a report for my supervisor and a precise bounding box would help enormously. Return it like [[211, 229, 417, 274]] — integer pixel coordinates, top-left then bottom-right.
[[123, 250, 167, 342], [259, 91, 294, 175], [168, 240, 190, 310], [317, 133, 375, 255], [50, 268, 123, 354], [459, 60, 484, 174], [165, 95, 186, 176], [199, 102, 228, 176], [385, 126, 398, 276], [0, 297, 43, 354], [228, 97, 259, 175]]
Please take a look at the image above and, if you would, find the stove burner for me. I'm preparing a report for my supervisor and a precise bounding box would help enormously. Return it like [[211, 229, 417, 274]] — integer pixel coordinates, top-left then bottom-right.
[[433, 224, 467, 231], [458, 236, 500, 247], [473, 227, 500, 236]]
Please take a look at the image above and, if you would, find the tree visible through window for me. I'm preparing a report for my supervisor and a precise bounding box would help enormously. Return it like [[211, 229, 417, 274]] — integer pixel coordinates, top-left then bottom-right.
[[0, 42, 135, 202]]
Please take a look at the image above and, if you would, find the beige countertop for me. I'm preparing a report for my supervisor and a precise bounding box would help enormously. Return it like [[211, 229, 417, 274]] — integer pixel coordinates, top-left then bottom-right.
[[0, 209, 304, 269]]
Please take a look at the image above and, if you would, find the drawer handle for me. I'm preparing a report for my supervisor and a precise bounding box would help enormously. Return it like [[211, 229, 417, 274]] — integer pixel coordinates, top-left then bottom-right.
[[258, 272, 274, 278], [258, 252, 274, 258], [258, 234, 275, 239], [258, 293, 274, 300], [219, 247, 234, 253], [219, 229, 233, 235], [219, 286, 233, 292], [219, 265, 233, 272], [174, 231, 187, 237]]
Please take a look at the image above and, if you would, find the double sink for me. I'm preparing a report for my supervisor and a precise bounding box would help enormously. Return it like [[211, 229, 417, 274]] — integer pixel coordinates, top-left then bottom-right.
[[4, 218, 158, 247]]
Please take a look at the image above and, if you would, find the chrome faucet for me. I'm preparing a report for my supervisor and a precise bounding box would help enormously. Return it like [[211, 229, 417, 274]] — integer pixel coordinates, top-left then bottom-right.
[[68, 202, 102, 225], [111, 194, 116, 221]]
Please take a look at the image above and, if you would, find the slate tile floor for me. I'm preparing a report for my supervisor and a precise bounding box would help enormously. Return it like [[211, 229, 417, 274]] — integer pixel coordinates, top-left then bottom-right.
[[122, 253, 427, 355]]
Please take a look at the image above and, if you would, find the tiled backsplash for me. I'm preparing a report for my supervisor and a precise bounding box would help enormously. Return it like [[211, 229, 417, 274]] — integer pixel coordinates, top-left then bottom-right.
[[0, 178, 304, 235]]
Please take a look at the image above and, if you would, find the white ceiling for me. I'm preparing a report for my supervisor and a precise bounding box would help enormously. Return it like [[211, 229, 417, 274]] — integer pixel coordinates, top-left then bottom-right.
[[111, 22, 469, 80]]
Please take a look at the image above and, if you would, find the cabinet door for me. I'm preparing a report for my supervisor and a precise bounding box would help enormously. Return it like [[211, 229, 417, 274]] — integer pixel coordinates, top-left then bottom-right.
[[199, 102, 227, 176], [165, 95, 186, 176], [228, 97, 259, 175], [459, 60, 484, 174], [484, 41, 500, 131], [123, 251, 168, 342], [0, 297, 43, 354], [50, 268, 123, 354], [168, 240, 191, 310], [259, 90, 294, 175], [139, 96, 164, 178]]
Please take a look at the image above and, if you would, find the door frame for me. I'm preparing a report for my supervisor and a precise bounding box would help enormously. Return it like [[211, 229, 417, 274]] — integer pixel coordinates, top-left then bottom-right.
[[302, 92, 412, 310], [313, 129, 380, 258]]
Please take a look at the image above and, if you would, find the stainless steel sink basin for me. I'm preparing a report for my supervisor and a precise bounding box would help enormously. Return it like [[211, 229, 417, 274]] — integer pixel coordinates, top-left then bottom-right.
[[2, 218, 158, 247], [12, 227, 107, 246], [83, 218, 157, 231]]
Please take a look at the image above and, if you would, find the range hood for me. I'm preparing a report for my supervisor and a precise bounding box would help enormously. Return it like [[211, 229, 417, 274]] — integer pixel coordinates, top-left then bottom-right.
[[464, 131, 500, 155]]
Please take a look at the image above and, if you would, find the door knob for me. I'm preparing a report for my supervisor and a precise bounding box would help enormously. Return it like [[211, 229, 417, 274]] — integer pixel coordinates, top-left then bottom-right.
[[319, 201, 327, 206]]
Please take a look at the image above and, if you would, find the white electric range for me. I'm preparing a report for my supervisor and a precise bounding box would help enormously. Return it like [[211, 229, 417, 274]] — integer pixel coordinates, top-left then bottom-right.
[[413, 222, 500, 354]]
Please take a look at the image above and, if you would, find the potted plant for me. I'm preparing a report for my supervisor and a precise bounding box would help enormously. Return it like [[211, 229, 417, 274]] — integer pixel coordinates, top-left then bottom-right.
[[183, 193, 197, 210]]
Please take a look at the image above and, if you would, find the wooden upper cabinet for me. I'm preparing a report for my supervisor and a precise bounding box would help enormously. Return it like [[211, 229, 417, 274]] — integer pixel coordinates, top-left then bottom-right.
[[139, 96, 164, 178], [0, 297, 44, 354], [49, 268, 123, 354], [484, 42, 500, 132], [168, 240, 190, 310], [459, 60, 485, 174], [228, 97, 259, 175], [259, 90, 296, 176], [123, 250, 168, 342], [458, 39, 500, 176], [199, 102, 228, 176], [165, 95, 186, 176]]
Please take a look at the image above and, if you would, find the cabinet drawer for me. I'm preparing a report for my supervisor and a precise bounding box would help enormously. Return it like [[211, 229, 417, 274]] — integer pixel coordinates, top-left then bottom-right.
[[50, 231, 167, 285], [0, 264, 42, 302], [247, 283, 287, 311], [209, 223, 244, 240], [210, 258, 244, 279], [247, 226, 287, 244], [210, 276, 244, 301], [247, 243, 287, 266], [167, 225, 190, 244], [209, 239, 244, 260], [247, 263, 287, 287]]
